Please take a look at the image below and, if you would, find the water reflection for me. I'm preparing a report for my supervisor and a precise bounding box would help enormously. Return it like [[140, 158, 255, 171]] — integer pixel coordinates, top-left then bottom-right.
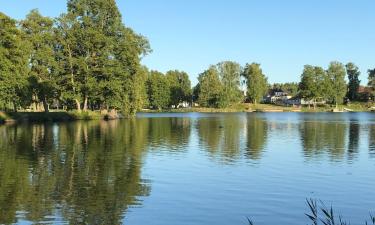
[[348, 121, 360, 161], [1, 113, 375, 224], [196, 114, 249, 163], [299, 120, 347, 161], [0, 120, 151, 225], [369, 124, 375, 158], [147, 117, 191, 151], [245, 114, 268, 160]]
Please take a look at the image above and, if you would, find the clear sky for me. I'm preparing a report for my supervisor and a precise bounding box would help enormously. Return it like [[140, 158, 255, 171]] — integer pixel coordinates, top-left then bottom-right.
[[2, 0, 375, 85]]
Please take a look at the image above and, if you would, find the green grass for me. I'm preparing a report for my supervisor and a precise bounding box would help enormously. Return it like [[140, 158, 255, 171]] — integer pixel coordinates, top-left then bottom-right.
[[344, 101, 375, 112]]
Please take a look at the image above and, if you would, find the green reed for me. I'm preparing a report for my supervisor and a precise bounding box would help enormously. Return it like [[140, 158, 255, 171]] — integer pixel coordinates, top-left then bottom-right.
[[247, 199, 375, 225]]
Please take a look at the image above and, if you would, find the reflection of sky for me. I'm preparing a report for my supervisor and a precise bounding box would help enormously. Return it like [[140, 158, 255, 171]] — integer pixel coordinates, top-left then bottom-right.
[[127, 112, 375, 225], [3, 112, 375, 225]]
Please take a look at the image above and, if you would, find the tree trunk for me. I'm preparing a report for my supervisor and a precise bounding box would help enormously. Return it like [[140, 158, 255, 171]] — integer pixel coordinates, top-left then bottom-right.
[[13, 101, 17, 112], [42, 97, 49, 113], [313, 99, 316, 110], [83, 96, 88, 112], [32, 94, 37, 112], [75, 99, 81, 112]]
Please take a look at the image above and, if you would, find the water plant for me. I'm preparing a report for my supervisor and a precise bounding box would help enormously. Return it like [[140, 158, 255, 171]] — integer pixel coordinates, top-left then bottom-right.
[[247, 199, 375, 225]]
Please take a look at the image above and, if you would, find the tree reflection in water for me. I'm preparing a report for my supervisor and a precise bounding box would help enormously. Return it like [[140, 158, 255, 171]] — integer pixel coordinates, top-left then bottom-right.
[[0, 120, 151, 225], [0, 113, 373, 224]]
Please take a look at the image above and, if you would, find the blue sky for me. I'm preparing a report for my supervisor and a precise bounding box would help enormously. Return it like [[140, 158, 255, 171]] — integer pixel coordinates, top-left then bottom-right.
[[2, 0, 375, 85]]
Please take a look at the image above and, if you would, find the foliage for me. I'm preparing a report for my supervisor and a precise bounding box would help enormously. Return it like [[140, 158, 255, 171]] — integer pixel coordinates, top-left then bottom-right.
[[0, 1, 150, 116], [298, 65, 327, 105], [327, 61, 347, 106], [197, 66, 223, 107], [242, 63, 268, 104], [166, 70, 192, 107], [298, 62, 347, 107], [21, 10, 59, 113], [217, 61, 243, 107], [346, 62, 361, 101], [368, 68, 375, 97], [271, 82, 299, 96], [147, 71, 170, 110], [195, 61, 243, 108], [0, 13, 30, 111]]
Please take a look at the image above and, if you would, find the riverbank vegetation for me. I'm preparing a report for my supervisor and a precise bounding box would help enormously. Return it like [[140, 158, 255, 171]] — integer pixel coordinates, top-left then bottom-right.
[[247, 199, 375, 225], [0, 0, 150, 116], [1, 1, 375, 120]]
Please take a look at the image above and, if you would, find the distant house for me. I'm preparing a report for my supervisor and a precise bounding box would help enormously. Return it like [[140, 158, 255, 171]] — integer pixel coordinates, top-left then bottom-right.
[[177, 101, 191, 108], [263, 91, 292, 104], [285, 97, 326, 106], [357, 86, 374, 101]]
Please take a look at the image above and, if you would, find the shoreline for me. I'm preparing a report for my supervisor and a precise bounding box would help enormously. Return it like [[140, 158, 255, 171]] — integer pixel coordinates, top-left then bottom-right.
[[141, 103, 375, 114], [141, 108, 375, 113], [1, 104, 374, 124]]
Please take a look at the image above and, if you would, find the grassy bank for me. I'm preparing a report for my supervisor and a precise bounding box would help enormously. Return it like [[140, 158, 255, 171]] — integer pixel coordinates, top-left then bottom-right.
[[142, 102, 375, 113], [0, 111, 102, 123]]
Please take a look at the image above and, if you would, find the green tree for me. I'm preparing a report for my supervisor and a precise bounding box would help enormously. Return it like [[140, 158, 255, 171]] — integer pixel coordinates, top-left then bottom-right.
[[0, 13, 30, 111], [147, 71, 170, 110], [327, 61, 347, 106], [192, 84, 200, 103], [110, 26, 151, 115], [242, 63, 268, 104], [271, 82, 299, 96], [217, 61, 243, 107], [57, 0, 150, 115], [166, 70, 192, 107], [66, 0, 123, 111], [197, 66, 223, 107], [346, 62, 360, 101], [368, 68, 375, 99], [54, 13, 83, 110], [298, 65, 326, 107], [21, 10, 58, 112]]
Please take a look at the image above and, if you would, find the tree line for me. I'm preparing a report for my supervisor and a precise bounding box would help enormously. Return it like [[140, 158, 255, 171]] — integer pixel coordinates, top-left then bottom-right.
[[0, 0, 150, 115], [299, 62, 375, 107], [193, 60, 375, 108], [193, 61, 268, 107], [1, 1, 375, 114]]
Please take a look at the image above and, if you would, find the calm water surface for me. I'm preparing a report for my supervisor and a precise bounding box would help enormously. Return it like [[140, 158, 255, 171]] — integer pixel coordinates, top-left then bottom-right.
[[1, 112, 375, 225]]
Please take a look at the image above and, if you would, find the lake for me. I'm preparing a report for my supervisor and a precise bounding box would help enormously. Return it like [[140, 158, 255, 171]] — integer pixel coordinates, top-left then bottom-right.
[[1, 112, 375, 225]]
